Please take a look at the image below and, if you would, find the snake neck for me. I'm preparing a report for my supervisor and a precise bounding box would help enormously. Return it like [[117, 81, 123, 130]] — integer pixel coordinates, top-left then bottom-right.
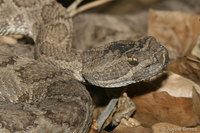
[[35, 47, 88, 83]]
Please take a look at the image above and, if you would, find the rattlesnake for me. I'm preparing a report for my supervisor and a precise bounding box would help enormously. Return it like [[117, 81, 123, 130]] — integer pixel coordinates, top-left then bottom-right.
[[0, 0, 168, 132]]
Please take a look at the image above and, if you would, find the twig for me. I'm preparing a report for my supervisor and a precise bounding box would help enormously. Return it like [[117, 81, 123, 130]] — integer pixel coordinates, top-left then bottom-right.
[[96, 98, 118, 131], [69, 0, 114, 17], [186, 56, 200, 63], [67, 0, 84, 13]]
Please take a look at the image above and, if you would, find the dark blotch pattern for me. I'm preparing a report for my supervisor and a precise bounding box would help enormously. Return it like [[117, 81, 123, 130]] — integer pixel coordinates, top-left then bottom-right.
[[103, 38, 147, 56], [0, 56, 16, 67], [13, 0, 39, 8]]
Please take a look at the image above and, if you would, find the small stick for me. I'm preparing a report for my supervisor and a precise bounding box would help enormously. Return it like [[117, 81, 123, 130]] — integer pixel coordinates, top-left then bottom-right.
[[67, 0, 84, 13], [69, 0, 114, 17], [96, 98, 118, 131], [186, 56, 200, 63]]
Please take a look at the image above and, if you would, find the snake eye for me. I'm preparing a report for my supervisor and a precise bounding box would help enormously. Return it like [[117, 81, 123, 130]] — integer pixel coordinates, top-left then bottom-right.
[[128, 57, 138, 66]]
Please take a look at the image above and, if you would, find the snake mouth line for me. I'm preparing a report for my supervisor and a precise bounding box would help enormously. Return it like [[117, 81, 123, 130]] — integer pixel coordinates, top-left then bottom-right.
[[135, 63, 167, 82], [88, 60, 168, 88]]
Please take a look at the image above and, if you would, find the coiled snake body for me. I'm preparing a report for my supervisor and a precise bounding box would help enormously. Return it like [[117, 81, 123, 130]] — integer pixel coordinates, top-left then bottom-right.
[[0, 0, 168, 132]]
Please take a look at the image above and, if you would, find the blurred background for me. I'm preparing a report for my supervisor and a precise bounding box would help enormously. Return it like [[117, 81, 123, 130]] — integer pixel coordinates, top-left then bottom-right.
[[58, 0, 200, 14]]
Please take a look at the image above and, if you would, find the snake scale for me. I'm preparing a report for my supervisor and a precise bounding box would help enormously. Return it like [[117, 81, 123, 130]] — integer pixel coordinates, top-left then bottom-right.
[[0, 0, 169, 132]]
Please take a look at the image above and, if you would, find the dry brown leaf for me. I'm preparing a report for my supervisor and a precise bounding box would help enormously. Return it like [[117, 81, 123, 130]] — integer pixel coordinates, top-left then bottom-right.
[[152, 122, 200, 133], [101, 124, 152, 133], [192, 86, 200, 124], [148, 9, 200, 58], [192, 35, 200, 58], [157, 72, 197, 98], [148, 9, 200, 84], [167, 58, 200, 84], [132, 72, 197, 127]]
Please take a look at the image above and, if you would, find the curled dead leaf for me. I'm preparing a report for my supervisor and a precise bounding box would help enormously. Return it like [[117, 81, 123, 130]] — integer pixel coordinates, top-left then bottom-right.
[[148, 9, 200, 85], [132, 72, 198, 127]]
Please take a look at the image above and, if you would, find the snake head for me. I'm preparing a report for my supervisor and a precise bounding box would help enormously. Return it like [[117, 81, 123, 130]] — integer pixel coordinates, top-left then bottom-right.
[[82, 36, 169, 88]]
